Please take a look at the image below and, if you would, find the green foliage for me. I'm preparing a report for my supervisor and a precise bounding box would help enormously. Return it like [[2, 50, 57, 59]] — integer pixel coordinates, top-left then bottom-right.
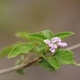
[[47, 56, 61, 69], [36, 44, 46, 54], [28, 33, 47, 39], [56, 49, 75, 64], [15, 59, 25, 75], [39, 59, 55, 72], [40, 52, 61, 69], [53, 32, 74, 39], [0, 45, 15, 57], [0, 29, 79, 74], [41, 29, 54, 39], [16, 32, 47, 43], [15, 32, 29, 39], [8, 43, 34, 58]]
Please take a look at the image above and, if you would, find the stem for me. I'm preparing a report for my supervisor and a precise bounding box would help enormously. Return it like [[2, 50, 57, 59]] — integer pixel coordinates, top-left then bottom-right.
[[0, 57, 40, 75], [0, 43, 80, 75], [66, 43, 80, 50]]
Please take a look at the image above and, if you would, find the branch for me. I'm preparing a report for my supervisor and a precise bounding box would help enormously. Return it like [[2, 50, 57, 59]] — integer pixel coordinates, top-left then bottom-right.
[[0, 57, 40, 75], [0, 43, 80, 75], [66, 43, 80, 50]]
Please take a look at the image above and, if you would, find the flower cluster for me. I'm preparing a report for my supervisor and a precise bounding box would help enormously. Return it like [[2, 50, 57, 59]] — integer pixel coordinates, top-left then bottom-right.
[[44, 37, 67, 53]]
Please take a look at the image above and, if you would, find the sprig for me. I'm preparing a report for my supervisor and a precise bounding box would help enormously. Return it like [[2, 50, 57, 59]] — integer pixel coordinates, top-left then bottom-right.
[[0, 29, 79, 74]]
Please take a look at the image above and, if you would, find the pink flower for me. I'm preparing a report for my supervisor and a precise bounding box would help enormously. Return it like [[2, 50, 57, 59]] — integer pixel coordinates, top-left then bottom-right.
[[48, 43, 57, 49], [51, 37, 61, 43], [50, 48, 55, 53], [58, 42, 67, 47], [43, 37, 67, 53], [44, 39, 50, 44]]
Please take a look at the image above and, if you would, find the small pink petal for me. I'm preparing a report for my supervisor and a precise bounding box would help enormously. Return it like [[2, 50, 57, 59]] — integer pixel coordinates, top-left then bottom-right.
[[50, 48, 55, 53], [48, 43, 58, 49], [44, 39, 50, 44], [58, 42, 67, 47], [51, 37, 61, 43]]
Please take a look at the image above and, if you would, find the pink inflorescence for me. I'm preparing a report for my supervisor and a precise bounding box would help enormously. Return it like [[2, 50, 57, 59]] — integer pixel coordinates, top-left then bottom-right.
[[44, 37, 67, 53]]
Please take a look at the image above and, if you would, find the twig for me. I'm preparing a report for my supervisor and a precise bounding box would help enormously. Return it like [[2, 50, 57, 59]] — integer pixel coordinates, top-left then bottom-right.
[[66, 43, 80, 50], [0, 43, 80, 75], [0, 57, 40, 75]]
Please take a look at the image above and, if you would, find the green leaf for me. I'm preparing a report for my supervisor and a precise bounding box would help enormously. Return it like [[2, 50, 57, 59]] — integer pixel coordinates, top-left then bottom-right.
[[53, 32, 74, 39], [27, 33, 47, 43], [16, 32, 46, 43], [56, 49, 74, 64], [36, 44, 46, 54], [0, 45, 15, 58], [41, 52, 48, 60], [15, 59, 25, 75], [39, 59, 55, 72], [17, 69, 25, 75], [16, 32, 47, 39], [8, 43, 34, 58], [15, 31, 29, 39], [29, 33, 47, 39], [41, 29, 54, 39], [41, 52, 61, 69], [41, 53, 61, 69], [47, 56, 61, 69]]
